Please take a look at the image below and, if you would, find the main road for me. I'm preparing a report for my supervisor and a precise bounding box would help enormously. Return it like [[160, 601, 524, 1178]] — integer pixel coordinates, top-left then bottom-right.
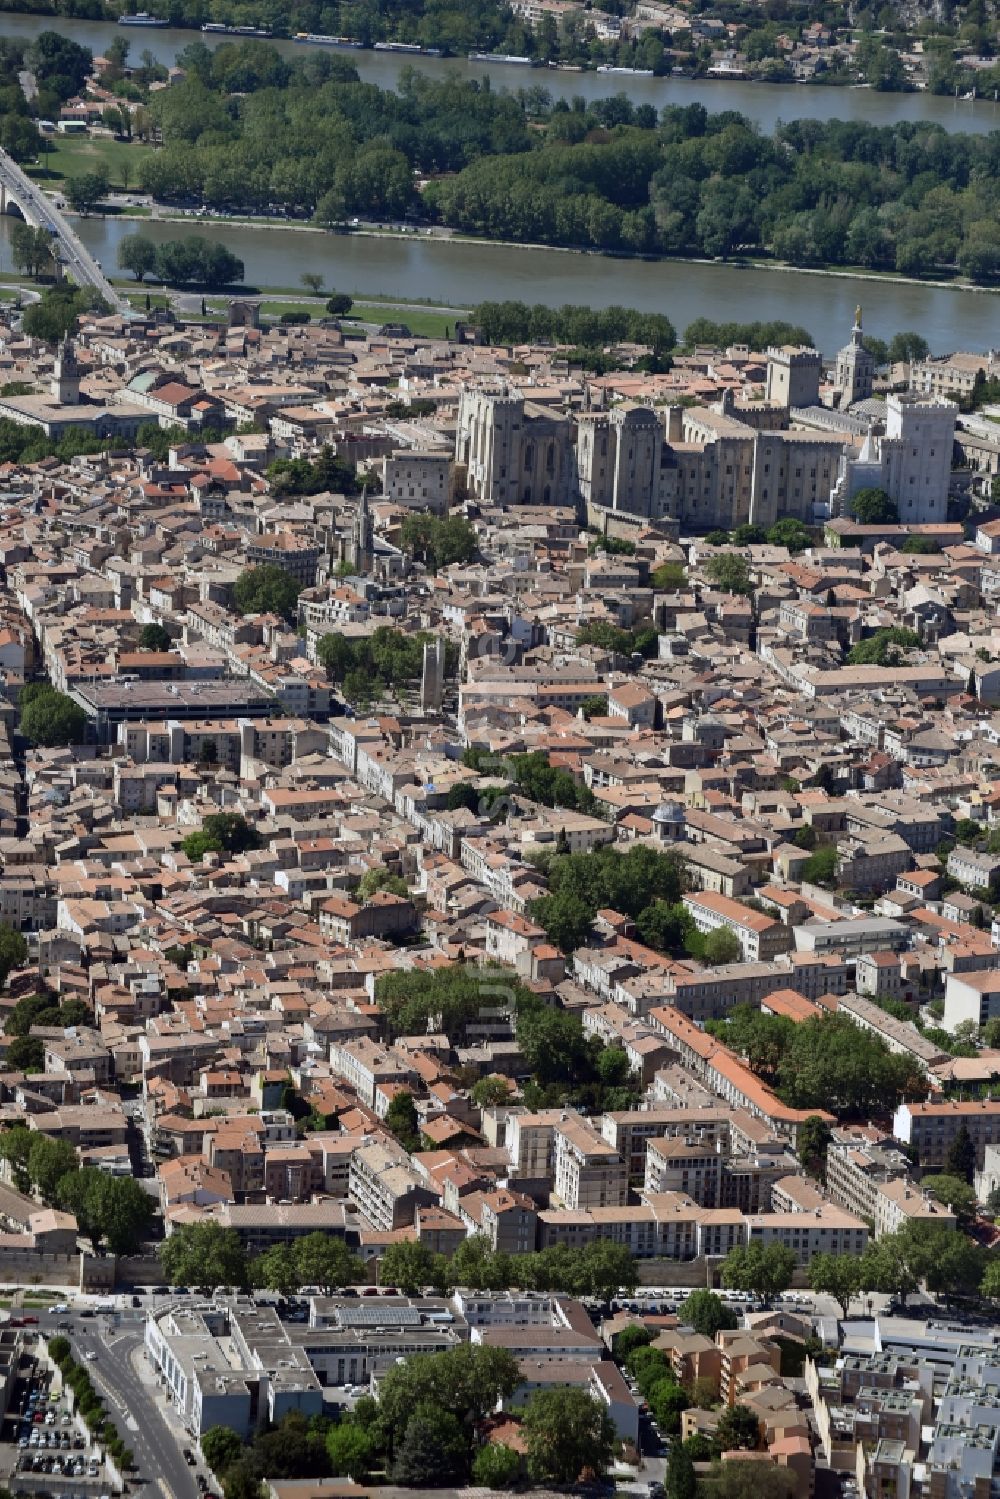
[[35, 1305, 200, 1499], [0, 148, 128, 314]]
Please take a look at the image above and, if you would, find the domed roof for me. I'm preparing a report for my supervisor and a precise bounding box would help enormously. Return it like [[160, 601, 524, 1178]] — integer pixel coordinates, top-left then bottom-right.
[[653, 800, 684, 824]]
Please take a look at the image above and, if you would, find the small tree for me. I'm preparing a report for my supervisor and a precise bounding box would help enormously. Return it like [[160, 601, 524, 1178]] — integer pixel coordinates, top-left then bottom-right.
[[379, 1239, 443, 1297], [117, 233, 158, 283], [946, 1123, 977, 1185], [470, 1074, 511, 1109], [66, 169, 109, 214], [702, 927, 742, 964], [391, 1404, 469, 1487], [802, 845, 838, 887], [325, 1422, 373, 1480], [384, 1090, 419, 1152], [326, 292, 353, 317], [715, 1404, 761, 1453], [705, 553, 753, 597], [472, 1443, 521, 1489], [666, 1444, 697, 1499], [851, 488, 899, 525], [0, 926, 28, 986], [195, 1405, 246, 1474], [721, 1242, 795, 1299], [138, 622, 171, 651], [797, 1115, 832, 1179], [301, 272, 324, 296], [522, 1386, 616, 1486], [808, 1250, 860, 1316], [680, 1289, 738, 1338], [615, 1323, 655, 1360]]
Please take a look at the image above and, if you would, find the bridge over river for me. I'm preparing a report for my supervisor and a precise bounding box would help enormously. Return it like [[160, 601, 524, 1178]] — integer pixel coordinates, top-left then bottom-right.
[[0, 147, 128, 314]]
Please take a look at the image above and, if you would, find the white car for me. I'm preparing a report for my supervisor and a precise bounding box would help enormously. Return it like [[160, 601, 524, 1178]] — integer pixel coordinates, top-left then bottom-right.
[[52, 1303, 69, 1314], [84, 1351, 97, 1361]]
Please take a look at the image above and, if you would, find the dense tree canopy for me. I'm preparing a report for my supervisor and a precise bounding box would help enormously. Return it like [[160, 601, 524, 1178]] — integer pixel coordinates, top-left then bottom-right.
[[160, 1221, 250, 1289], [847, 627, 920, 666], [522, 1387, 617, 1485], [252, 1232, 361, 1295], [20, 684, 87, 747], [317, 625, 450, 707], [710, 1005, 925, 1118], [0, 928, 28, 990], [117, 233, 243, 287], [268, 446, 359, 497], [851, 487, 900, 524], [138, 622, 171, 652], [721, 1242, 796, 1298], [81, 51, 1000, 283], [22, 286, 107, 345], [473, 300, 675, 353], [232, 563, 302, 619], [181, 813, 261, 864], [399, 514, 477, 570], [530, 842, 687, 955]]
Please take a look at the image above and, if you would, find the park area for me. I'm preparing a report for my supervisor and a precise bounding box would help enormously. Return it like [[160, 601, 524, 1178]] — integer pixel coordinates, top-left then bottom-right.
[[25, 133, 151, 194]]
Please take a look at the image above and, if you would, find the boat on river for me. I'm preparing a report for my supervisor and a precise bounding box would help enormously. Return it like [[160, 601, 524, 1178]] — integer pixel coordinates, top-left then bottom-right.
[[294, 32, 363, 47], [468, 51, 532, 64]]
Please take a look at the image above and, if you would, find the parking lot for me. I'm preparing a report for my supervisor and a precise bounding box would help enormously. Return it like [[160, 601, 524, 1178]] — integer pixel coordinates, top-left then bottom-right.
[[3, 1337, 113, 1499]]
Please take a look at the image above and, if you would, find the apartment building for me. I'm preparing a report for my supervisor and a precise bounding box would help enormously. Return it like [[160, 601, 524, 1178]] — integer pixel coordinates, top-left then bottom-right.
[[144, 1304, 322, 1438], [718, 1329, 782, 1407], [872, 1179, 957, 1239], [744, 1205, 869, 1264], [328, 1038, 416, 1110], [649, 1006, 834, 1145], [946, 845, 1000, 893], [682, 891, 793, 962], [892, 1099, 1000, 1170], [825, 1133, 913, 1222], [644, 1138, 722, 1205], [942, 969, 1000, 1032], [601, 1107, 733, 1182], [553, 1117, 627, 1210], [348, 1140, 437, 1231], [505, 1109, 568, 1178]]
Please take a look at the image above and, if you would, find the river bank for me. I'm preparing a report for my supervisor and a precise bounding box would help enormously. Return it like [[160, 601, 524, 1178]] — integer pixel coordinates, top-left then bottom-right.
[[5, 215, 986, 354], [83, 206, 1000, 305], [2, 9, 998, 136]]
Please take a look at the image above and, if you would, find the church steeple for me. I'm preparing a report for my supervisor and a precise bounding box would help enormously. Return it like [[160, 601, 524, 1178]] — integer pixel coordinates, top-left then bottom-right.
[[52, 338, 81, 406], [352, 486, 374, 574], [835, 305, 874, 410]]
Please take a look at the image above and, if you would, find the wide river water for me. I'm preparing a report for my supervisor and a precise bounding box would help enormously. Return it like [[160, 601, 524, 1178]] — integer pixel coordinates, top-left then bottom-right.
[[2, 9, 1000, 353], [1, 214, 996, 355]]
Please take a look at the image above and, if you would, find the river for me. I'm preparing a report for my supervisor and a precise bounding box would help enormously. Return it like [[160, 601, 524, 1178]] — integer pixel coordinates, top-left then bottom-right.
[[2, 9, 1000, 353], [2, 8, 1000, 136], [0, 213, 995, 355]]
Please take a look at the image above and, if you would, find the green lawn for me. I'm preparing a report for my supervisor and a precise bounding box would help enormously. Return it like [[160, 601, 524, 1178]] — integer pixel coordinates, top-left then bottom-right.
[[122, 282, 462, 339], [26, 134, 152, 191], [257, 299, 326, 319], [255, 301, 457, 337], [350, 304, 458, 338]]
